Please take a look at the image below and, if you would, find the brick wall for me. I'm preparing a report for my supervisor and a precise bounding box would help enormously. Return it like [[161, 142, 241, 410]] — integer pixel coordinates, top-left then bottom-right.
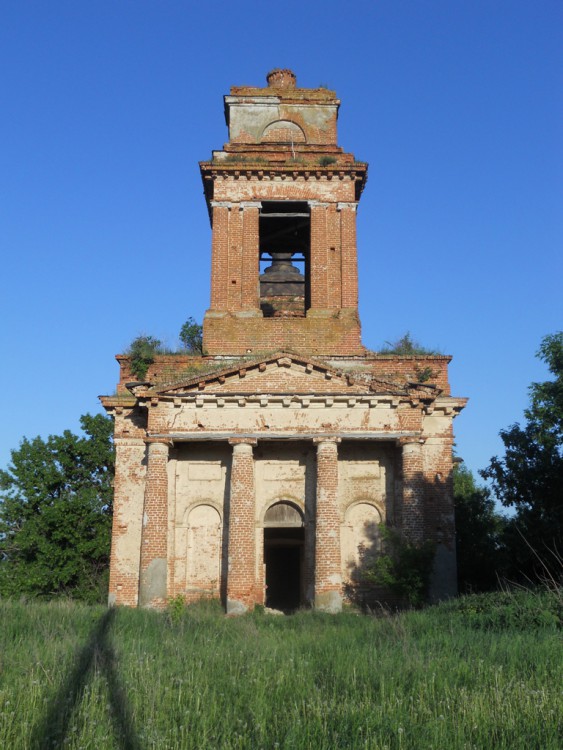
[[202, 312, 364, 356]]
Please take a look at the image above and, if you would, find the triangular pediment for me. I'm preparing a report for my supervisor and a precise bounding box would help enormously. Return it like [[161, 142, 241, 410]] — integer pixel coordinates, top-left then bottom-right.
[[143, 352, 410, 398]]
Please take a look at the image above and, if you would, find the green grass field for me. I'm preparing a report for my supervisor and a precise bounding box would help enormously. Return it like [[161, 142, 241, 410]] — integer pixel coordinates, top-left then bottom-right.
[[1, 590, 561, 749]]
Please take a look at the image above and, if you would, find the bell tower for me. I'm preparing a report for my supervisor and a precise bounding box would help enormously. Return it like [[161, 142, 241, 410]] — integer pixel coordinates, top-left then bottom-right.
[[200, 69, 368, 356]]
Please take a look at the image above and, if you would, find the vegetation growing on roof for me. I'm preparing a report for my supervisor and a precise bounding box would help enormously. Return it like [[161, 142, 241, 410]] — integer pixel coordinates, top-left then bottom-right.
[[127, 335, 163, 380], [179, 317, 204, 355], [125, 319, 206, 381], [414, 365, 439, 383], [379, 332, 442, 356]]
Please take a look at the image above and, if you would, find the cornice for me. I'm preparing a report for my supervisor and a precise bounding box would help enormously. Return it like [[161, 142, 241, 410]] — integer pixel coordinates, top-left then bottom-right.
[[200, 161, 367, 184]]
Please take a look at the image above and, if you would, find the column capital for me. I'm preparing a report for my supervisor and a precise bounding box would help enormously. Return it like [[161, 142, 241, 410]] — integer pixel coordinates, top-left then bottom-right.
[[144, 438, 172, 449], [308, 200, 329, 208], [114, 437, 145, 447], [210, 201, 232, 209], [228, 437, 258, 449], [398, 436, 425, 448], [239, 201, 262, 209], [313, 436, 341, 447], [336, 202, 358, 212]]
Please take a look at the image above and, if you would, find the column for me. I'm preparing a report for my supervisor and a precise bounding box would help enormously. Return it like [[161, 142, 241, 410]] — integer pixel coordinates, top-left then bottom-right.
[[139, 440, 169, 608], [401, 439, 425, 544], [226, 439, 257, 615], [314, 437, 342, 612], [337, 202, 359, 310]]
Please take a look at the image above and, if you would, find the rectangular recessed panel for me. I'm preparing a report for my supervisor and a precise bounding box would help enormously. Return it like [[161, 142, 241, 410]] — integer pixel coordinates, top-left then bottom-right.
[[188, 463, 223, 481], [345, 462, 381, 480], [263, 462, 305, 481]]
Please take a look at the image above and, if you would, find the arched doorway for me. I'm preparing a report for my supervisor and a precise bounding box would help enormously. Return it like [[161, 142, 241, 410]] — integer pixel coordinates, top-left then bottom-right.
[[263, 501, 304, 612]]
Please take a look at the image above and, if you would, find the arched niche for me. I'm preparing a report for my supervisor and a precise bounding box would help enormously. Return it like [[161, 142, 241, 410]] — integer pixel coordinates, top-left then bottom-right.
[[261, 120, 306, 144], [341, 502, 382, 580], [186, 504, 222, 594], [263, 501, 304, 528]]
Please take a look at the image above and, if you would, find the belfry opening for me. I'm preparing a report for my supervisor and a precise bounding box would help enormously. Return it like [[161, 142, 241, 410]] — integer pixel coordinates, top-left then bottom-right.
[[259, 201, 310, 317]]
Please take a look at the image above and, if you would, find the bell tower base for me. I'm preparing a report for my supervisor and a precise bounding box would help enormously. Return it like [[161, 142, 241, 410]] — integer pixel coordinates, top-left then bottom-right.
[[203, 308, 364, 357]]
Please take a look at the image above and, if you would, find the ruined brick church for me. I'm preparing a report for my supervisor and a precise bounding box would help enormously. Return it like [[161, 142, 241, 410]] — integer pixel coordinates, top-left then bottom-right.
[[101, 70, 466, 613]]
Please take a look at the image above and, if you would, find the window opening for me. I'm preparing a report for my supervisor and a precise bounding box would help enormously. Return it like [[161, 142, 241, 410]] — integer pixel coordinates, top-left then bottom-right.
[[259, 202, 310, 317]]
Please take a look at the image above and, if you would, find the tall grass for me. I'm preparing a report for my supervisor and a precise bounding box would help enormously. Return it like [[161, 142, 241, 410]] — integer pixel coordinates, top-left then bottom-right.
[[1, 591, 560, 749]]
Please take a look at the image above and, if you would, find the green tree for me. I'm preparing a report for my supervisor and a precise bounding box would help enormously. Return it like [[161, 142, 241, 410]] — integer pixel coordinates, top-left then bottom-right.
[[481, 332, 563, 581], [0, 414, 115, 602], [454, 463, 506, 592], [179, 317, 204, 355], [362, 524, 435, 608]]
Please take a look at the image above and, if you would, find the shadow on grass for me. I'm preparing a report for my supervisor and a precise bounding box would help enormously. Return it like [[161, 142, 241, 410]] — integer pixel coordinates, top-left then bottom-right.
[[30, 608, 142, 750]]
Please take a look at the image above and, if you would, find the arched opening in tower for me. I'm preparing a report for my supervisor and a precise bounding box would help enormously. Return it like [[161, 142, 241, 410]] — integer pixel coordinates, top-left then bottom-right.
[[259, 201, 310, 317]]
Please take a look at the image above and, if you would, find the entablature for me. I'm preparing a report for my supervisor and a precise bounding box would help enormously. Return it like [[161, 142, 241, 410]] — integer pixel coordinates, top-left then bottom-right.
[[142, 393, 424, 409], [138, 392, 432, 409], [147, 431, 420, 444]]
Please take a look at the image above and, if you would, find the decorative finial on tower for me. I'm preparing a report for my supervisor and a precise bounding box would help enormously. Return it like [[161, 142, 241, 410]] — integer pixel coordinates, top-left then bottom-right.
[[266, 69, 296, 89]]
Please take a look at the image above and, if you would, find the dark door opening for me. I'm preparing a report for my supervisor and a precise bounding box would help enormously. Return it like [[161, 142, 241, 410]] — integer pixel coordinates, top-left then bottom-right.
[[264, 527, 304, 612]]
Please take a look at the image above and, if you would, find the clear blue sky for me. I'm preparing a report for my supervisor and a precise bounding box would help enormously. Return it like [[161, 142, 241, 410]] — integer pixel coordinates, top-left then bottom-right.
[[1, 1, 561, 494]]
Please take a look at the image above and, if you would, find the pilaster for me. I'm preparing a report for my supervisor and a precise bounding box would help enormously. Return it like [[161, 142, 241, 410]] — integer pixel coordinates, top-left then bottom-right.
[[423, 432, 457, 600], [227, 204, 243, 310], [209, 202, 231, 310], [108, 437, 146, 607], [241, 202, 261, 310], [309, 202, 329, 310], [337, 202, 359, 310], [400, 439, 425, 544]]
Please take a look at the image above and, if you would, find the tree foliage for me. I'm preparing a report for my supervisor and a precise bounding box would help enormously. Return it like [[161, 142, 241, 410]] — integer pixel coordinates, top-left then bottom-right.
[[481, 332, 563, 581], [362, 524, 435, 607], [453, 463, 506, 592], [0, 414, 114, 602], [179, 317, 204, 355]]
